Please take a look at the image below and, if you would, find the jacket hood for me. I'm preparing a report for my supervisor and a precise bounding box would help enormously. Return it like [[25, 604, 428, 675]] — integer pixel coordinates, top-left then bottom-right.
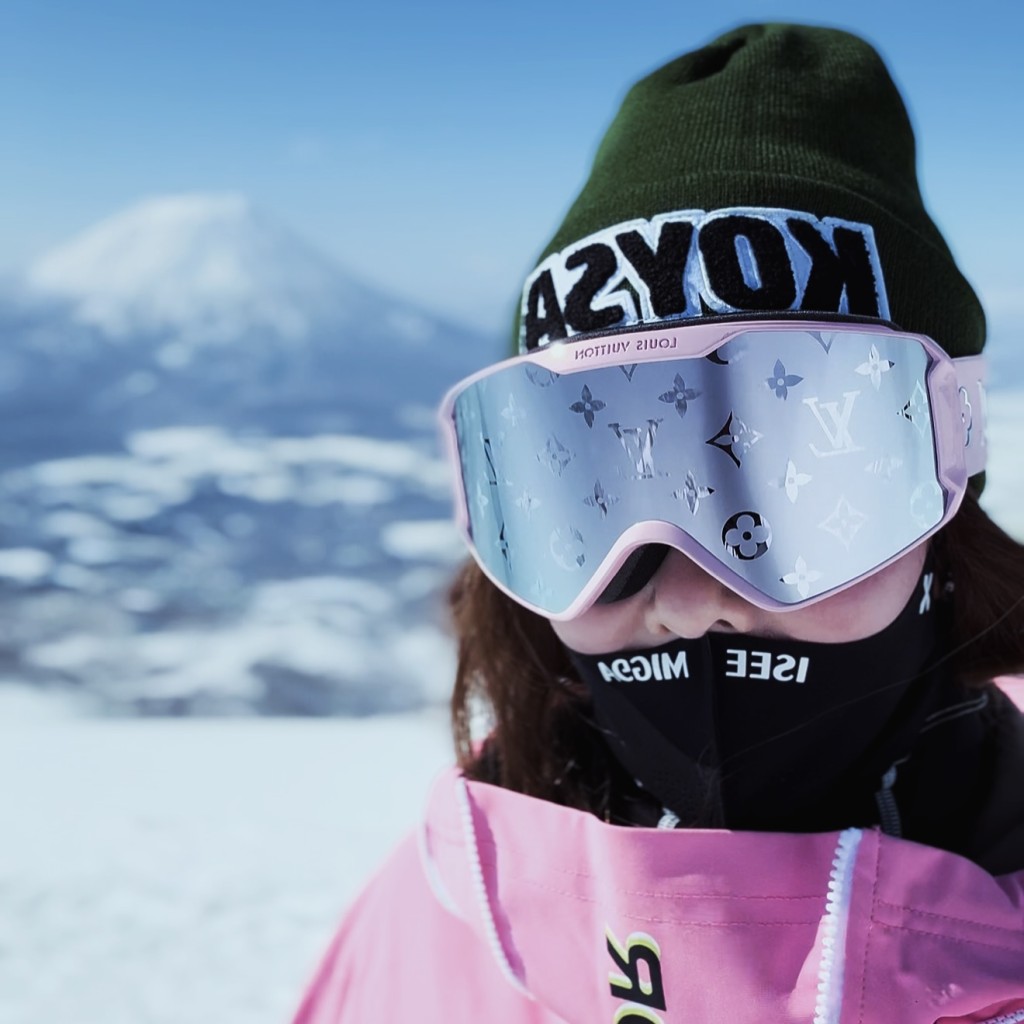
[[419, 767, 1024, 1023]]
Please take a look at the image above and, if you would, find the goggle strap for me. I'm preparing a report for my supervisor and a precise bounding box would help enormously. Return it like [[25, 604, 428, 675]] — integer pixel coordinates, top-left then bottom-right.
[[953, 355, 988, 478]]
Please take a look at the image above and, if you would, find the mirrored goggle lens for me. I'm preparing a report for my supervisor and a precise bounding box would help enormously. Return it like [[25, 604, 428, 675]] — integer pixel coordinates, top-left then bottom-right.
[[446, 326, 966, 617]]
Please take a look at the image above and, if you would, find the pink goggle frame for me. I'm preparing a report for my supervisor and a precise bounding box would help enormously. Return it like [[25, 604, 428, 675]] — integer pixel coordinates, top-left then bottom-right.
[[439, 318, 987, 620]]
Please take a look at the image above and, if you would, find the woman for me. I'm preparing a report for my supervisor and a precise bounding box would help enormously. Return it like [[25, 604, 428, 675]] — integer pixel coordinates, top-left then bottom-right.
[[295, 24, 1024, 1021]]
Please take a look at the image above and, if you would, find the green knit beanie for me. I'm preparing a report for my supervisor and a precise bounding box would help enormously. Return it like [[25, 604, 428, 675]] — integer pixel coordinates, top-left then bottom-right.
[[516, 23, 985, 363]]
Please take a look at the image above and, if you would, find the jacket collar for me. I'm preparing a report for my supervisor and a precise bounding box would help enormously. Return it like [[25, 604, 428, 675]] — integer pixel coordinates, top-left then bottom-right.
[[419, 766, 1024, 1023]]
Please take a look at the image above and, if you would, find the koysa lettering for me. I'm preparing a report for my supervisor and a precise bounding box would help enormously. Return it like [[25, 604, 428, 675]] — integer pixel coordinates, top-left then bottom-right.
[[520, 206, 889, 351]]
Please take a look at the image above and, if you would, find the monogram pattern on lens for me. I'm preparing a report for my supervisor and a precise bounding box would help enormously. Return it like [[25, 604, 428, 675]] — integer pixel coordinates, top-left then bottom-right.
[[723, 511, 772, 560]]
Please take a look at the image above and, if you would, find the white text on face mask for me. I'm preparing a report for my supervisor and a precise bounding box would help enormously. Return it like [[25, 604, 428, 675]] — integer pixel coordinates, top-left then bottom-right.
[[597, 651, 690, 683], [725, 649, 810, 683]]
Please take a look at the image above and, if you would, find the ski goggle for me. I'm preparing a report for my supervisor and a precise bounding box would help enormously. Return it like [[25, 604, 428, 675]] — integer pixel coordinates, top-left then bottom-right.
[[439, 319, 987, 620]]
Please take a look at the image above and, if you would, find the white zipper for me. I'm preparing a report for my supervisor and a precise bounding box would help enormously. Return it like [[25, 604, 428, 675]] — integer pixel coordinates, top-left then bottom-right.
[[979, 1012, 1024, 1024], [813, 828, 864, 1024], [455, 777, 535, 1001]]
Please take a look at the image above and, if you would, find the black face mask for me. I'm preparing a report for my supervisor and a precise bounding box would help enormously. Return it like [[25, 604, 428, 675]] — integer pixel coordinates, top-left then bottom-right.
[[566, 566, 953, 832]]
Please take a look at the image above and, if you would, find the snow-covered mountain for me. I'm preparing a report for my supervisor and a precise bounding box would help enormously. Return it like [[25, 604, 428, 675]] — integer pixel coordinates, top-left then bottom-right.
[[27, 193, 363, 344], [0, 194, 502, 715], [5, 194, 491, 457]]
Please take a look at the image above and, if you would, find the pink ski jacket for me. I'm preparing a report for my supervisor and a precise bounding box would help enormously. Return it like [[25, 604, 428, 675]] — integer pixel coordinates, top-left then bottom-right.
[[294, 679, 1024, 1023], [293, 772, 1024, 1022]]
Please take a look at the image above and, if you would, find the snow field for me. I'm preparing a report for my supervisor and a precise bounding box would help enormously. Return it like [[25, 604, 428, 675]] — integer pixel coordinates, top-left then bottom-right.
[[0, 710, 451, 1024]]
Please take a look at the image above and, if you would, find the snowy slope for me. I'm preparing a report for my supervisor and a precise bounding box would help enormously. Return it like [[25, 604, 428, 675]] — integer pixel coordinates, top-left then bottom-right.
[[0, 708, 452, 1024]]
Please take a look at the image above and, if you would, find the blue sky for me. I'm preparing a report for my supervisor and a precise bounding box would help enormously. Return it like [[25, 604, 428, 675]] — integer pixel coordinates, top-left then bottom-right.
[[3, 0, 1022, 340]]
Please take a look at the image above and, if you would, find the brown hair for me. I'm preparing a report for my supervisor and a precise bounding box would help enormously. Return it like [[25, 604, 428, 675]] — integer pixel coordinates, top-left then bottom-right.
[[449, 494, 1024, 811]]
